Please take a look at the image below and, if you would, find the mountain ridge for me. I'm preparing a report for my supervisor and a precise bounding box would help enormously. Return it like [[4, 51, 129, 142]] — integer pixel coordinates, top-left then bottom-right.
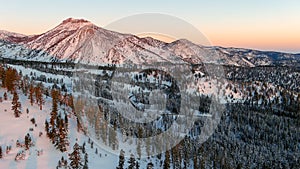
[[0, 18, 299, 66]]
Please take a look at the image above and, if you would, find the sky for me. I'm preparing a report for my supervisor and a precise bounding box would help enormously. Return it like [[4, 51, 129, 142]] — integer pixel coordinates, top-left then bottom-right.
[[0, 0, 299, 53]]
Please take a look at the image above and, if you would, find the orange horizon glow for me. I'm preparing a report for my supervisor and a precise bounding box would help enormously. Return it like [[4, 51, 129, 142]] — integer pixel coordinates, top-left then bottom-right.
[[204, 28, 300, 53]]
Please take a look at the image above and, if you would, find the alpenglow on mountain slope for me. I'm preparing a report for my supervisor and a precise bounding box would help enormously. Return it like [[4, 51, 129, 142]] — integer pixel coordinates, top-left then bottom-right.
[[0, 18, 299, 66]]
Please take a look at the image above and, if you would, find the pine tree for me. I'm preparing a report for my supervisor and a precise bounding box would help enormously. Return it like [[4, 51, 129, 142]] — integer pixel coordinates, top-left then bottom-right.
[[57, 159, 62, 168], [193, 155, 198, 169], [64, 114, 68, 127], [68, 95, 74, 112], [29, 84, 35, 106], [0, 146, 2, 159], [35, 83, 44, 110], [128, 154, 136, 169], [116, 149, 125, 169], [136, 161, 140, 169], [69, 143, 82, 169], [77, 117, 83, 132], [45, 120, 50, 137], [147, 162, 154, 169], [49, 89, 59, 142], [24, 133, 32, 150], [83, 153, 88, 169], [163, 151, 170, 169], [5, 68, 18, 92], [3, 92, 7, 100], [11, 91, 21, 118], [82, 142, 86, 154], [56, 117, 69, 152]]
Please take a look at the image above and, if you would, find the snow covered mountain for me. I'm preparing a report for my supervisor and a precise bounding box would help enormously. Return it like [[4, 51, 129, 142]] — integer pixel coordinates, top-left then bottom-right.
[[0, 18, 299, 66]]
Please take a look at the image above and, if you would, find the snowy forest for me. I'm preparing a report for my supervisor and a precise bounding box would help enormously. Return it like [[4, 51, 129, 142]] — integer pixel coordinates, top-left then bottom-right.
[[0, 59, 299, 169]]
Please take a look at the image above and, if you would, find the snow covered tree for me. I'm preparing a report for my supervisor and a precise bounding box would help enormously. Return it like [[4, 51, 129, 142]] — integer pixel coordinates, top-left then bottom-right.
[[57, 156, 68, 169], [128, 154, 136, 169], [69, 143, 82, 169], [11, 91, 21, 118], [146, 162, 154, 169], [116, 149, 125, 169], [15, 150, 26, 161]]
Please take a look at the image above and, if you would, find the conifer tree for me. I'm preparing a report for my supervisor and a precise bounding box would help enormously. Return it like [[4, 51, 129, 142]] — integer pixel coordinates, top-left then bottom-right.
[[128, 154, 136, 169], [3, 92, 7, 100], [0, 146, 2, 159], [116, 149, 125, 169], [24, 133, 31, 150], [35, 83, 44, 110], [12, 91, 21, 118], [69, 143, 82, 169], [5, 68, 18, 92], [56, 117, 69, 152], [29, 84, 35, 106], [83, 153, 88, 169], [82, 142, 86, 154], [163, 150, 170, 169], [45, 120, 50, 137], [68, 95, 74, 112], [136, 161, 140, 169], [49, 89, 59, 142]]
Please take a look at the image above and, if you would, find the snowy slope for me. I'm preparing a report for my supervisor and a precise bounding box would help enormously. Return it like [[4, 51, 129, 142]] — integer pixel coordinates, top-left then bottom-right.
[[0, 89, 119, 169], [0, 30, 27, 43]]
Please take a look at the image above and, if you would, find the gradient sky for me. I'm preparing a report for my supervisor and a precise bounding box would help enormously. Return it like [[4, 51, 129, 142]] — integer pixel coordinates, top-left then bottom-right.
[[0, 0, 299, 53]]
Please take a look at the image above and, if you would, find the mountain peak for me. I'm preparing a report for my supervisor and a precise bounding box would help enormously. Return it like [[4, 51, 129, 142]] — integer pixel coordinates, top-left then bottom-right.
[[54, 18, 95, 32], [62, 18, 91, 24]]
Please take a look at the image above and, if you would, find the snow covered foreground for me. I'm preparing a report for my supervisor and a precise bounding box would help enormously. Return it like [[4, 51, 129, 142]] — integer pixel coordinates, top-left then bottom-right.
[[0, 88, 119, 169]]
